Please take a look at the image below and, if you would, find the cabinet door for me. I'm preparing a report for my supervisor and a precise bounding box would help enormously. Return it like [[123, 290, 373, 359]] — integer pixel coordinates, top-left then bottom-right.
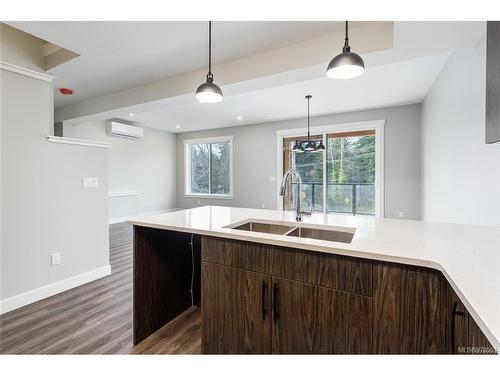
[[468, 316, 496, 354], [447, 288, 469, 354], [271, 277, 345, 354], [373, 262, 447, 354], [345, 293, 373, 354], [201, 262, 271, 354]]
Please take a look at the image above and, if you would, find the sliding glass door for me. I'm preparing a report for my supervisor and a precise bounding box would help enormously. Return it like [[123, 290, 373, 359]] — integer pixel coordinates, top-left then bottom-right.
[[283, 130, 376, 216], [283, 135, 324, 212]]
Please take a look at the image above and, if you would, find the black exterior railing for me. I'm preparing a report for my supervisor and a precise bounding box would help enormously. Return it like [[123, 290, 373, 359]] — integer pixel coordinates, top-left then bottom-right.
[[290, 182, 375, 215]]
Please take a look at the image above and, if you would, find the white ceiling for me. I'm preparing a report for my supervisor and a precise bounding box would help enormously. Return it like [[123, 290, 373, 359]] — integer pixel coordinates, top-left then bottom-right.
[[131, 52, 451, 133], [7, 21, 345, 107], [7, 21, 486, 133]]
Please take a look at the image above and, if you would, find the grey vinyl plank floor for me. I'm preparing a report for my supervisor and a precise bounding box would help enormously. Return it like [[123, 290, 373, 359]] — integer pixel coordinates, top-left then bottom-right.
[[0, 222, 201, 354]]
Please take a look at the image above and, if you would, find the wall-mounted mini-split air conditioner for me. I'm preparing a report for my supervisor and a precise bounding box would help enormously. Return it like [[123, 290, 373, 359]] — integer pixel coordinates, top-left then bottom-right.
[[106, 121, 144, 139]]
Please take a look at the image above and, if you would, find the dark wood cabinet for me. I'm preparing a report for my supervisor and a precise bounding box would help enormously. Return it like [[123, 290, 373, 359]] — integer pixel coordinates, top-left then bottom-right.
[[446, 286, 496, 354], [200, 236, 495, 354], [373, 262, 448, 354], [447, 287, 469, 354], [133, 226, 200, 345], [135, 230, 494, 354], [201, 236, 372, 354], [345, 293, 373, 354], [468, 316, 495, 354], [486, 21, 500, 143], [201, 262, 271, 354], [271, 277, 344, 354]]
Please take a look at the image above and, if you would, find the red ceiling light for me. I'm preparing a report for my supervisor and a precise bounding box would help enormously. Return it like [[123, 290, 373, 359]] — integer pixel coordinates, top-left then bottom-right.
[[59, 88, 74, 95]]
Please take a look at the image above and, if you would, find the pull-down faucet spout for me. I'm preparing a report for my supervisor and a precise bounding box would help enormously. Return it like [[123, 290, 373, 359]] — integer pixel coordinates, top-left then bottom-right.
[[280, 169, 309, 222]]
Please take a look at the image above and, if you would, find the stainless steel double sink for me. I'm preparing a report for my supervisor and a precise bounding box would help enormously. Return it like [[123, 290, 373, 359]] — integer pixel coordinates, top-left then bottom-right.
[[227, 220, 355, 244]]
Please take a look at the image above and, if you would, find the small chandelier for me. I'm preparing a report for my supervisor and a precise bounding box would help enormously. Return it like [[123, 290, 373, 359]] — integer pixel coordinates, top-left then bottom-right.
[[292, 95, 325, 153]]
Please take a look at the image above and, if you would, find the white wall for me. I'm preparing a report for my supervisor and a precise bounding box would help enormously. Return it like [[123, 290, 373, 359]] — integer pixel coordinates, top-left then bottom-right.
[[1, 25, 109, 312], [177, 104, 422, 220], [421, 37, 500, 226], [64, 121, 177, 221]]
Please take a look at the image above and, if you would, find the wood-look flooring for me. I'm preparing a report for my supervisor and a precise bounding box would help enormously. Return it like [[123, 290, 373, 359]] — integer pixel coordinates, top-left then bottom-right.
[[130, 307, 201, 354], [0, 222, 201, 354]]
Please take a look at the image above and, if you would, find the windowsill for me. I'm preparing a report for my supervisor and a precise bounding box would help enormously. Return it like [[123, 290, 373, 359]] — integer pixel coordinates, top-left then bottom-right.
[[184, 193, 233, 200]]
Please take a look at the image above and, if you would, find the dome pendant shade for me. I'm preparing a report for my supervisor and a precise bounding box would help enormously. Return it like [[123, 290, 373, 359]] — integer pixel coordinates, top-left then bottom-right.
[[326, 21, 365, 80], [326, 51, 365, 79], [292, 141, 304, 153], [316, 140, 326, 152], [196, 74, 223, 103]]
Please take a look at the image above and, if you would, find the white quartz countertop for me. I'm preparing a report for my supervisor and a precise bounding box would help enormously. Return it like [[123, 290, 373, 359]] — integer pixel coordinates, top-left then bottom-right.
[[129, 206, 500, 350]]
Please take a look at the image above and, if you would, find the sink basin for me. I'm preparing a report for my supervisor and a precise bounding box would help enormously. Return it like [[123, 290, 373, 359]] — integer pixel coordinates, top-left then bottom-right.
[[232, 221, 296, 235], [285, 226, 354, 243], [229, 219, 355, 244]]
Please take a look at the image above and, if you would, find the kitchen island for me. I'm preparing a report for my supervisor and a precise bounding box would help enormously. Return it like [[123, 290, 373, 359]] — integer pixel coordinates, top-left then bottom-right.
[[129, 206, 499, 354]]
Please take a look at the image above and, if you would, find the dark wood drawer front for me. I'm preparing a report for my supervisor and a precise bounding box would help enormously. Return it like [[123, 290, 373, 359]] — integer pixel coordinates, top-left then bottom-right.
[[202, 236, 372, 296], [270, 246, 342, 290], [201, 236, 271, 274], [270, 247, 372, 296], [342, 256, 373, 296]]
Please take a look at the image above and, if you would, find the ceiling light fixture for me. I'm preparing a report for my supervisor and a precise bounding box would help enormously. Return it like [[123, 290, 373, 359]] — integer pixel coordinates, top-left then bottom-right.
[[129, 113, 134, 116], [176, 125, 181, 129], [236, 116, 242, 121], [59, 88, 73, 95], [326, 21, 365, 80], [196, 21, 223, 103], [293, 95, 325, 154]]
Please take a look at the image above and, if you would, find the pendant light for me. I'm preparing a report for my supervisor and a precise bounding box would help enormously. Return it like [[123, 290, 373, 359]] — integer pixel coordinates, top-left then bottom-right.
[[196, 21, 223, 103], [326, 21, 365, 80], [293, 95, 325, 154]]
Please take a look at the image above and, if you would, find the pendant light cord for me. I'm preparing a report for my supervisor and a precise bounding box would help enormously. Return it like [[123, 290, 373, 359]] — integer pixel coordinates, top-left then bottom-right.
[[307, 97, 310, 139], [343, 21, 350, 52], [208, 21, 212, 76]]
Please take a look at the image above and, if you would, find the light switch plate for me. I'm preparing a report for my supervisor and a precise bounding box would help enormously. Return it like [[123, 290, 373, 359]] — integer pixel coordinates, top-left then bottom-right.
[[82, 177, 99, 188], [51, 253, 61, 266]]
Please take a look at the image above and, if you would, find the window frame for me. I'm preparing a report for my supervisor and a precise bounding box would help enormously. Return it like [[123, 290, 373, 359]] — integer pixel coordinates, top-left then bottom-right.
[[184, 135, 234, 199], [276, 120, 385, 218]]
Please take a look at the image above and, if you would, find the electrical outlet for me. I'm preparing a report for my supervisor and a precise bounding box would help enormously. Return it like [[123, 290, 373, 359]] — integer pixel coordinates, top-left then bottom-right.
[[398, 211, 405, 218], [51, 253, 61, 266], [82, 177, 99, 188], [261, 203, 266, 209], [197, 200, 201, 205]]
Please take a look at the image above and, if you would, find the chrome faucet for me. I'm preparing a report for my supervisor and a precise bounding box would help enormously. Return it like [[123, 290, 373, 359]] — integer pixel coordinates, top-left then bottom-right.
[[280, 169, 311, 222]]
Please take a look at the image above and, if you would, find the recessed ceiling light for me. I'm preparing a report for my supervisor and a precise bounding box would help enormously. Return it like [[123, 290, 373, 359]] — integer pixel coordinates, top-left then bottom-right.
[[129, 113, 134, 117], [236, 116, 243, 121], [176, 125, 181, 129]]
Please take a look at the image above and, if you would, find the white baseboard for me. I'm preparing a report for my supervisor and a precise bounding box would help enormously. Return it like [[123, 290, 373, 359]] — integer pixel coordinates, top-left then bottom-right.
[[109, 209, 177, 224], [0, 265, 111, 315]]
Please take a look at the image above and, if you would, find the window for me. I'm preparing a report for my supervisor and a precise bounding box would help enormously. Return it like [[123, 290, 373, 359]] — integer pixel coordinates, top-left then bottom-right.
[[184, 136, 233, 198], [278, 121, 384, 217]]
